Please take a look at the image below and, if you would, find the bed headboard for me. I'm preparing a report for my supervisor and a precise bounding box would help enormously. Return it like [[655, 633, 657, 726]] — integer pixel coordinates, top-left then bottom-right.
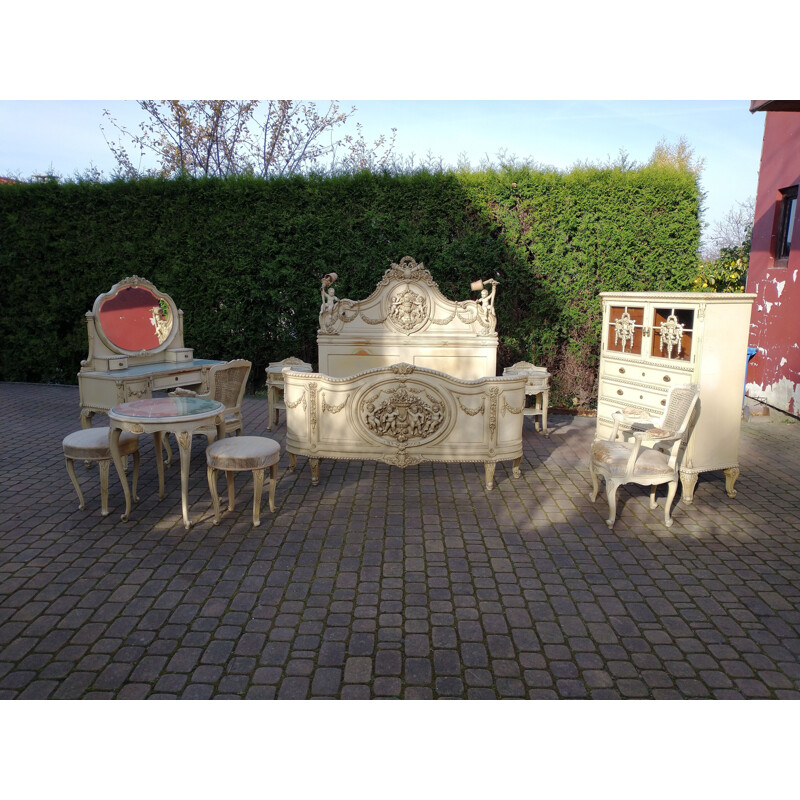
[[317, 256, 499, 380]]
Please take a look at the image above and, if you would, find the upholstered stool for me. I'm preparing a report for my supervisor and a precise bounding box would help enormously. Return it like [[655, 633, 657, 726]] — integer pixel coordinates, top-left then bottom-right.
[[63, 427, 140, 516], [206, 436, 281, 527]]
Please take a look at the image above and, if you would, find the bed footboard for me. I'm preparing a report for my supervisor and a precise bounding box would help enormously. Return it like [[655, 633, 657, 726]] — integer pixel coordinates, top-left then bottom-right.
[[283, 363, 527, 490]]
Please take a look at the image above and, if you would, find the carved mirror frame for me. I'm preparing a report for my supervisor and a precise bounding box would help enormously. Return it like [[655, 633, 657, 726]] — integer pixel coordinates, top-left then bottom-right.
[[91, 276, 180, 356]]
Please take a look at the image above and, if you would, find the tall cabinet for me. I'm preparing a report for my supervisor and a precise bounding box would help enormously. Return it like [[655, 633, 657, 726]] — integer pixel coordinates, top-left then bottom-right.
[[596, 292, 755, 502]]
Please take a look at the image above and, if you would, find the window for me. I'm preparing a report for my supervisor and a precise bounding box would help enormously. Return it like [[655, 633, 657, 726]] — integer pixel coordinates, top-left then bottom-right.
[[776, 185, 798, 261]]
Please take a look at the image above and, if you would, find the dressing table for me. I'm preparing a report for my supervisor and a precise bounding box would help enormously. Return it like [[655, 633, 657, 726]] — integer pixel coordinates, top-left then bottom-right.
[[78, 277, 223, 427]]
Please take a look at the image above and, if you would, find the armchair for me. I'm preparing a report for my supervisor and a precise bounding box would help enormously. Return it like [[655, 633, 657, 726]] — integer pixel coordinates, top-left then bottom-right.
[[168, 359, 251, 446], [589, 384, 700, 528]]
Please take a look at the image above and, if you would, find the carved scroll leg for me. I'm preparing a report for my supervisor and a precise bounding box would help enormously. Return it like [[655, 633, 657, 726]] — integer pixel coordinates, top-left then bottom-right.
[[252, 468, 264, 527], [267, 389, 275, 432], [109, 427, 131, 523], [288, 453, 297, 472], [65, 457, 85, 511], [225, 470, 236, 512], [680, 471, 698, 505], [131, 450, 140, 503], [163, 434, 173, 468], [664, 479, 678, 527], [153, 432, 166, 500], [80, 409, 96, 468], [589, 461, 599, 503], [99, 460, 111, 517], [485, 462, 496, 491], [542, 391, 550, 438], [604, 480, 619, 529], [512, 456, 522, 479], [207, 465, 221, 524], [269, 463, 277, 513], [310, 458, 320, 486], [649, 485, 659, 510], [724, 466, 740, 499], [177, 431, 193, 530]]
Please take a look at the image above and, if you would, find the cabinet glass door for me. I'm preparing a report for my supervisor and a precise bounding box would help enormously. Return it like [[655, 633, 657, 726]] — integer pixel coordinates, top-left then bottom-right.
[[650, 307, 694, 361], [606, 306, 645, 355]]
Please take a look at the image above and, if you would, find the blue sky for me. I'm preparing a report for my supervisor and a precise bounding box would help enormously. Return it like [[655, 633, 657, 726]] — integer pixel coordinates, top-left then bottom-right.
[[0, 99, 766, 248]]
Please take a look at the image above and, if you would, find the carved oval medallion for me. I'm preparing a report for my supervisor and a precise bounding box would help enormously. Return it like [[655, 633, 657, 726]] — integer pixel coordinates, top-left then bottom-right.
[[356, 380, 450, 446], [386, 285, 428, 334]]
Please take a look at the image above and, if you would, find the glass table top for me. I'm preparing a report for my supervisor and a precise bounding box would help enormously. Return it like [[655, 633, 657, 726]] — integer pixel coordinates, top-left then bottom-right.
[[110, 397, 223, 421]]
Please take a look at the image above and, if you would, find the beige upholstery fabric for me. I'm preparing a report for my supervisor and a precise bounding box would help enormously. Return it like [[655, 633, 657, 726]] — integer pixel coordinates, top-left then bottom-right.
[[206, 436, 281, 527], [63, 427, 140, 516], [63, 427, 139, 459], [206, 437, 280, 471]]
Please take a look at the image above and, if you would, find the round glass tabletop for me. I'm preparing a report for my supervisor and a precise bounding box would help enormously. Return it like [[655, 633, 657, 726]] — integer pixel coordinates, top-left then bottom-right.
[[110, 397, 223, 421]]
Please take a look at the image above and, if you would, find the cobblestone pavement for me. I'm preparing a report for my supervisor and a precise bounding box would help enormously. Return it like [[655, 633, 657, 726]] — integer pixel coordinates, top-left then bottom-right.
[[1, 382, 799, 700]]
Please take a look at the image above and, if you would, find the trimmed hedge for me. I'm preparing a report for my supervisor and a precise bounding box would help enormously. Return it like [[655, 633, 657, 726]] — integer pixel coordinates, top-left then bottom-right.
[[0, 166, 700, 406]]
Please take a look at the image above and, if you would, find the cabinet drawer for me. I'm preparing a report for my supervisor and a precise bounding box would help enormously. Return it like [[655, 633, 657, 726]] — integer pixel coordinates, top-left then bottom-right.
[[604, 361, 691, 387], [153, 370, 203, 390], [599, 379, 668, 409]]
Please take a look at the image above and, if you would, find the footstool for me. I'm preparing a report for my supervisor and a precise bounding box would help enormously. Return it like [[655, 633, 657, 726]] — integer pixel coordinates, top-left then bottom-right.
[[206, 436, 281, 527], [63, 427, 140, 516]]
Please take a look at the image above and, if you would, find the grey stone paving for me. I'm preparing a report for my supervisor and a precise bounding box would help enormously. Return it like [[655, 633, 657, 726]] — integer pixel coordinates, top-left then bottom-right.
[[1, 381, 799, 699]]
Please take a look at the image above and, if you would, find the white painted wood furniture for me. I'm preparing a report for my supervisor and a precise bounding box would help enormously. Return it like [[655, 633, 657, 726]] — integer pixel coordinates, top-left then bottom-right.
[[283, 257, 527, 489], [590, 384, 700, 528], [265, 357, 314, 431], [206, 436, 281, 527], [63, 427, 140, 516], [109, 396, 225, 529], [503, 361, 551, 436], [316, 258, 498, 379], [596, 291, 755, 502], [171, 359, 252, 438], [78, 277, 223, 427], [284, 363, 527, 489]]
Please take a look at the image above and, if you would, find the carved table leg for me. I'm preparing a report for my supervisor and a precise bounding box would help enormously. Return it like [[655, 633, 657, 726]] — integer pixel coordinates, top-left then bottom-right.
[[109, 427, 131, 523], [288, 453, 297, 472], [485, 462, 496, 491], [310, 458, 320, 485], [152, 432, 166, 500], [724, 466, 740, 498], [542, 390, 550, 438], [177, 431, 193, 529], [680, 470, 698, 505], [267, 387, 275, 432], [512, 456, 522, 479]]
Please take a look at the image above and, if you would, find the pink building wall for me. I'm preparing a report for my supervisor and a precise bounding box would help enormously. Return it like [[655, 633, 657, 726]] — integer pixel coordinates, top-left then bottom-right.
[[745, 110, 800, 416]]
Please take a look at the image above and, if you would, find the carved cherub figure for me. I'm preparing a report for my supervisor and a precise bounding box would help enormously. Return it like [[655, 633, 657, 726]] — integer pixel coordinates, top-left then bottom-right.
[[320, 272, 339, 314], [477, 279, 498, 314]]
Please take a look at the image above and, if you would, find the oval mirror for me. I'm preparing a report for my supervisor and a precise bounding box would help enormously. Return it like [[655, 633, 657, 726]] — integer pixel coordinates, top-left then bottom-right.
[[97, 284, 175, 352]]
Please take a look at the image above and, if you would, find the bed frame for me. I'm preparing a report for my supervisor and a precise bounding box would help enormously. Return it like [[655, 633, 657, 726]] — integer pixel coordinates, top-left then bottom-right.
[[282, 257, 527, 489]]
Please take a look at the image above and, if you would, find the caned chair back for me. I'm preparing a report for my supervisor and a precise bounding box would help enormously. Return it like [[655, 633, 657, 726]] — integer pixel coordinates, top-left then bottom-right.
[[209, 359, 251, 414]]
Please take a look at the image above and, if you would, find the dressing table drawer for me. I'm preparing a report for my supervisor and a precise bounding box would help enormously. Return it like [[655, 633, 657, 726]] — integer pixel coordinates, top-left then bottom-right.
[[121, 380, 152, 402], [153, 370, 203, 391]]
